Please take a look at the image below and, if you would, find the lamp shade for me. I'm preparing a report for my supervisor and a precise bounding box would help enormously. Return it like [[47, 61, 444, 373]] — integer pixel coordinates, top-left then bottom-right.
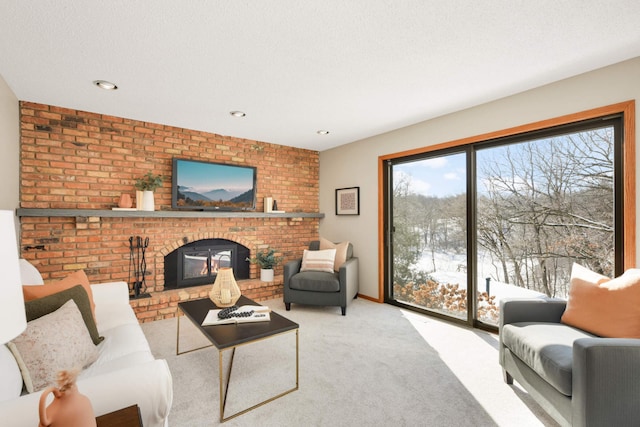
[[0, 210, 26, 343]]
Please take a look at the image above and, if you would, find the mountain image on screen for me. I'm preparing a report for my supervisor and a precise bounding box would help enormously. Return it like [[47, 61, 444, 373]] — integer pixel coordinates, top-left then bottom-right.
[[203, 189, 242, 200], [172, 158, 257, 211], [176, 185, 254, 209]]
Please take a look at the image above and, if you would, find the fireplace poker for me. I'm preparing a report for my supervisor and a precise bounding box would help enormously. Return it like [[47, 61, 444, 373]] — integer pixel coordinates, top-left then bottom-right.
[[128, 236, 136, 297], [128, 236, 149, 298], [140, 237, 149, 295], [136, 236, 143, 297]]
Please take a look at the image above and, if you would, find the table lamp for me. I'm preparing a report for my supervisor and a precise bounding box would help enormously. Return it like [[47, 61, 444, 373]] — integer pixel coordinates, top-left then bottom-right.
[[0, 210, 26, 344], [209, 255, 241, 307]]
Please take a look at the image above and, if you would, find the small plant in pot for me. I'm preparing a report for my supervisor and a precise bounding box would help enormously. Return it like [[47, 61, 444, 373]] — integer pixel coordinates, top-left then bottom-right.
[[134, 172, 164, 211], [246, 247, 283, 282]]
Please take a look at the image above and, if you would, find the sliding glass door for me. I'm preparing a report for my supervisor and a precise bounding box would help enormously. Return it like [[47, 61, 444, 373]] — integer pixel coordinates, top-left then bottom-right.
[[385, 114, 623, 328], [474, 125, 617, 325], [389, 151, 470, 321]]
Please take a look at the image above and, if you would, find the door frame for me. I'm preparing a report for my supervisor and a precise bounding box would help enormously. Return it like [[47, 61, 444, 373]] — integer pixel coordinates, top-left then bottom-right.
[[377, 101, 636, 320]]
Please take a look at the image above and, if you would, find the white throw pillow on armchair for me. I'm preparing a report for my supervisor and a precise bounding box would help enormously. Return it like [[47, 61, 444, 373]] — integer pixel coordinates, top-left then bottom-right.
[[300, 248, 336, 273]]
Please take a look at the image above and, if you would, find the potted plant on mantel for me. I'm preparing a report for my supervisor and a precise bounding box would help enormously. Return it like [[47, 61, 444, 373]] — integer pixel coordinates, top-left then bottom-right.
[[247, 247, 283, 282], [134, 172, 164, 211]]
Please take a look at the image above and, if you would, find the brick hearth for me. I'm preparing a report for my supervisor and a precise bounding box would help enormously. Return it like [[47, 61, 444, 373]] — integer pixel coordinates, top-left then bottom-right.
[[17, 102, 321, 321], [130, 276, 284, 323]]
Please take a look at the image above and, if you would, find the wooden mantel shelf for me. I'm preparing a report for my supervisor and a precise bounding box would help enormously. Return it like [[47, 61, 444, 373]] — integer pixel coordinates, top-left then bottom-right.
[[16, 208, 324, 219]]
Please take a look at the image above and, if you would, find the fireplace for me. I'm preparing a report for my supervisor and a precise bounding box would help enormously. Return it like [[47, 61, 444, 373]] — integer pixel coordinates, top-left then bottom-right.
[[164, 239, 250, 289]]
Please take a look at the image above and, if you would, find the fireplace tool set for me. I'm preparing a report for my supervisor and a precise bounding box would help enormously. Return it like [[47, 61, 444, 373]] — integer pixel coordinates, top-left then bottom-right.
[[129, 236, 150, 299]]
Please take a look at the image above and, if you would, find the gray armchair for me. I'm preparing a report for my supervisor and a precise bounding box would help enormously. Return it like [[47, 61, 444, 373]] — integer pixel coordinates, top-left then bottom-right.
[[284, 240, 358, 315]]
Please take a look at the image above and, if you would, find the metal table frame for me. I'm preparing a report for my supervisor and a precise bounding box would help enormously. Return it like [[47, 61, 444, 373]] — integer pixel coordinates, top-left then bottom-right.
[[176, 298, 299, 422]]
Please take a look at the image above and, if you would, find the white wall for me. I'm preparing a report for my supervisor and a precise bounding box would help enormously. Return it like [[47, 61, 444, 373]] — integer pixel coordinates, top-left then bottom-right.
[[0, 73, 19, 211], [319, 56, 640, 300]]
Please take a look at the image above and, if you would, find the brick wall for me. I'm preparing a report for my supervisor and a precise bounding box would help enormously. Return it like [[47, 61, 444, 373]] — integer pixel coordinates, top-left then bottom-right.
[[18, 102, 320, 321]]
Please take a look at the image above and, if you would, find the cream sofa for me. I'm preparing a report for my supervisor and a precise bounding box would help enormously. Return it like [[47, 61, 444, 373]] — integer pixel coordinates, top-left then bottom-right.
[[0, 260, 173, 427]]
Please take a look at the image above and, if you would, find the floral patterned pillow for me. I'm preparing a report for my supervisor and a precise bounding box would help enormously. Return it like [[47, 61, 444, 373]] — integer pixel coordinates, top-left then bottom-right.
[[7, 299, 99, 392]]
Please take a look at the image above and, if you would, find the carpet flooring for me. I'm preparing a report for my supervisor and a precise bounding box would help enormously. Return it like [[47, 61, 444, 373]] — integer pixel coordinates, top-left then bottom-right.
[[141, 297, 559, 427]]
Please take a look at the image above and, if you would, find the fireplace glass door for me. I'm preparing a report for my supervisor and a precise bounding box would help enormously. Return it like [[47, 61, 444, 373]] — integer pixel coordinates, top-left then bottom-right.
[[183, 250, 210, 281], [165, 239, 250, 289], [210, 249, 232, 274], [180, 246, 234, 286]]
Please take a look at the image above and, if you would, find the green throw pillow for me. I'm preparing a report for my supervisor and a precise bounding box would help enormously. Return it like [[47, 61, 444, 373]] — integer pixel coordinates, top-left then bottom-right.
[[25, 284, 104, 345]]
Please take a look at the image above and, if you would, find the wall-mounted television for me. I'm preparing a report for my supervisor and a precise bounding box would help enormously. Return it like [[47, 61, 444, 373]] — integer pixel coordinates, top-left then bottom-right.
[[171, 158, 257, 211]]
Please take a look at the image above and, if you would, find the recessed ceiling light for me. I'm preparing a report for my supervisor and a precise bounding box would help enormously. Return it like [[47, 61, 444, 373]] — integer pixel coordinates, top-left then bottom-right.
[[317, 130, 330, 135], [230, 111, 246, 117], [93, 80, 118, 90]]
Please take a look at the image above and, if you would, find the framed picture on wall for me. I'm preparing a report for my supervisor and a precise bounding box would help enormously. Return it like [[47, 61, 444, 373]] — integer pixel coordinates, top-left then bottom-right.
[[335, 187, 360, 215]]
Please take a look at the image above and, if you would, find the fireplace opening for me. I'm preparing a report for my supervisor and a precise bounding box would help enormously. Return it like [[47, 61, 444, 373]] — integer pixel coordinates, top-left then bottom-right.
[[164, 239, 250, 289]]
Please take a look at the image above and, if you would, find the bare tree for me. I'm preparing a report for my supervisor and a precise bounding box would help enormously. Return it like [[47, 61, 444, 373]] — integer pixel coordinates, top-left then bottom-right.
[[476, 127, 614, 297], [391, 175, 425, 285]]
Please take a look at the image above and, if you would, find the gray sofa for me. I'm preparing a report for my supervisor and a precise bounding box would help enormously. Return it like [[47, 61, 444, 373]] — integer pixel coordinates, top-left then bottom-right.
[[499, 298, 640, 427], [283, 241, 358, 315]]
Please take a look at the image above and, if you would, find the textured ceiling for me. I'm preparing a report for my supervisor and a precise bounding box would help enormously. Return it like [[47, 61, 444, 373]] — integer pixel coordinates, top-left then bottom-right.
[[1, 1, 639, 151]]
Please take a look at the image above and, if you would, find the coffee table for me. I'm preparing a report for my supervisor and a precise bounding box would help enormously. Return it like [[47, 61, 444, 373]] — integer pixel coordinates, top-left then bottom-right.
[[177, 296, 299, 422]]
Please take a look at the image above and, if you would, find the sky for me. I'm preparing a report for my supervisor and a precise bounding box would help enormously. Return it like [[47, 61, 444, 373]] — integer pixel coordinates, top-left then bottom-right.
[[394, 152, 466, 198], [393, 126, 614, 199], [176, 159, 255, 192]]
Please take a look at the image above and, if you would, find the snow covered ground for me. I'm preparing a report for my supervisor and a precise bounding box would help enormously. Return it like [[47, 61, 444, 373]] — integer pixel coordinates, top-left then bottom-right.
[[413, 250, 548, 302]]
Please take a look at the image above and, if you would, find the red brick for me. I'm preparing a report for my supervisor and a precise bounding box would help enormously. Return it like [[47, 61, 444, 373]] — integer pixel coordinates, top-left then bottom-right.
[[19, 101, 318, 321]]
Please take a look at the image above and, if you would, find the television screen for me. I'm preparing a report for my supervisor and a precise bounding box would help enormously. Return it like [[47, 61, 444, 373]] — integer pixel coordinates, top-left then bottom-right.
[[171, 158, 257, 211]]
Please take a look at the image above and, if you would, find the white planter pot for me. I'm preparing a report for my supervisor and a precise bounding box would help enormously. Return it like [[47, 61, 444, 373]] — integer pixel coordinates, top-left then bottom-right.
[[260, 268, 274, 282], [142, 190, 155, 211]]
